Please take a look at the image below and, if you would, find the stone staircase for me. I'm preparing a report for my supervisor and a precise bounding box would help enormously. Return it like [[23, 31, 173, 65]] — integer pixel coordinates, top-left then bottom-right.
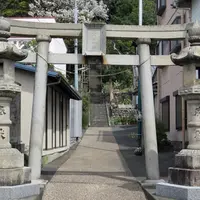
[[90, 93, 109, 127]]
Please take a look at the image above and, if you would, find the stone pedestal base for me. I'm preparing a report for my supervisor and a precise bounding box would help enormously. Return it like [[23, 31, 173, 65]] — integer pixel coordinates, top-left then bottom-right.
[[0, 148, 31, 186], [169, 167, 200, 186], [156, 182, 200, 200], [0, 167, 31, 186], [0, 148, 24, 168], [0, 182, 40, 200], [175, 149, 200, 169], [168, 149, 200, 186], [156, 149, 200, 199]]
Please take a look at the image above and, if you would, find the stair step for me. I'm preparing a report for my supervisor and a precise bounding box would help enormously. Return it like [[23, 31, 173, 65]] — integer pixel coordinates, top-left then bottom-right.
[[90, 101, 109, 127]]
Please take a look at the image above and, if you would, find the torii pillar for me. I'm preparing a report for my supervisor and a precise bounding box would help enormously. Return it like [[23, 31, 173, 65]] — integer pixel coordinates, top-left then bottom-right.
[[137, 38, 163, 185]]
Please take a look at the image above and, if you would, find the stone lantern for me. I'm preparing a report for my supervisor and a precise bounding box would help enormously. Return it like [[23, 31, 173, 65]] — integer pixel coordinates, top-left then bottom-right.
[[0, 18, 40, 199], [156, 21, 200, 200]]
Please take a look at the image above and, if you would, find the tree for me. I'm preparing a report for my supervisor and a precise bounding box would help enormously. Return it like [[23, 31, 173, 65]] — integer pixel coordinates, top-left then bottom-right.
[[0, 0, 30, 17], [101, 0, 157, 101], [106, 0, 156, 25], [29, 0, 108, 23]]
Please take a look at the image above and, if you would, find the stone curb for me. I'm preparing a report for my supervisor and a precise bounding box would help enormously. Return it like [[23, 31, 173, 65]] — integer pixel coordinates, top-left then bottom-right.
[[0, 183, 40, 200], [139, 183, 174, 200]]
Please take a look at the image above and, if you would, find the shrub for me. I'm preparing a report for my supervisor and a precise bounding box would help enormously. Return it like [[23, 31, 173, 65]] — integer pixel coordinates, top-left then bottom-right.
[[82, 94, 90, 129], [156, 119, 168, 144], [82, 112, 89, 129], [156, 119, 172, 151], [111, 116, 137, 125]]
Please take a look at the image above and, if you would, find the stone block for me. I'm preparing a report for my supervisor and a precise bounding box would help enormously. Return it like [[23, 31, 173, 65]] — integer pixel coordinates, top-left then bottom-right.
[[0, 183, 40, 200], [20, 195, 39, 200], [175, 149, 200, 169], [0, 168, 23, 186], [0, 167, 31, 186], [156, 182, 200, 200], [20, 195, 40, 200], [22, 167, 31, 184], [175, 154, 200, 169], [168, 167, 200, 186], [0, 148, 24, 168]]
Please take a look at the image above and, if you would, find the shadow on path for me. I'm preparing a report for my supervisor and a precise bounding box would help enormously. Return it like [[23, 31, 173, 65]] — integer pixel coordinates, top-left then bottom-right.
[[111, 126, 176, 181], [41, 142, 79, 181], [42, 126, 176, 183]]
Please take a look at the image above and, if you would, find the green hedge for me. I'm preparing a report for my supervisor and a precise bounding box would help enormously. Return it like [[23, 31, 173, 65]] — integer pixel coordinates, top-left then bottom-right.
[[82, 94, 90, 129], [111, 116, 137, 125]]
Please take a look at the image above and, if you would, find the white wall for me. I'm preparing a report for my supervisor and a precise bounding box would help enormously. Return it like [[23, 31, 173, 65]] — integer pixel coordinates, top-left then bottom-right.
[[15, 70, 34, 150], [9, 17, 67, 77], [0, 65, 71, 156], [159, 66, 183, 142]]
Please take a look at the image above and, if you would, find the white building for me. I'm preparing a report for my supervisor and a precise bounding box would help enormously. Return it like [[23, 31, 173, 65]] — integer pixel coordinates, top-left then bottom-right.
[[0, 63, 81, 165], [8, 17, 67, 77]]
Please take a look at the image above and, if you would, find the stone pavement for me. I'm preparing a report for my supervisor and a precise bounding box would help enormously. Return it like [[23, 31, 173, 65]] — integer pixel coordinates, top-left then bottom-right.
[[111, 126, 176, 200], [111, 126, 175, 182], [42, 127, 148, 200]]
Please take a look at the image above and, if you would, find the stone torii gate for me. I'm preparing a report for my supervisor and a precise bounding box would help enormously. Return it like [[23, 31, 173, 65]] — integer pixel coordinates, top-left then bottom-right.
[[0, 18, 195, 189]]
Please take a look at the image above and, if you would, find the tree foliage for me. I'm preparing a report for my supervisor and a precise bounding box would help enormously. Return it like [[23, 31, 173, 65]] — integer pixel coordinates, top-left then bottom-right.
[[102, 66, 133, 91], [0, 0, 109, 22], [105, 0, 156, 25], [102, 0, 157, 92], [0, 0, 157, 96], [29, 0, 108, 23], [0, 0, 30, 17]]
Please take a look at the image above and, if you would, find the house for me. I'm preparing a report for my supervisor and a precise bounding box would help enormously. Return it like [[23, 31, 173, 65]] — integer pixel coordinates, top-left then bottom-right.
[[155, 0, 200, 149], [8, 17, 67, 77], [0, 63, 81, 164]]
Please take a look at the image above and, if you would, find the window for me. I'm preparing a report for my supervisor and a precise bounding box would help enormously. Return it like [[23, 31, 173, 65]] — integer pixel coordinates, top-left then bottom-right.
[[160, 96, 170, 131], [183, 13, 188, 47], [170, 16, 181, 53], [157, 0, 166, 16], [155, 41, 162, 55], [196, 67, 200, 79], [176, 0, 191, 8], [156, 43, 160, 55], [59, 94, 64, 147], [183, 13, 187, 24], [44, 86, 67, 150], [0, 63, 3, 80], [162, 40, 170, 55], [173, 91, 187, 130]]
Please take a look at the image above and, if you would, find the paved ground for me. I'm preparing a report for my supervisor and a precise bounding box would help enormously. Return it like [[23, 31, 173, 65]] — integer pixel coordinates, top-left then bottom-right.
[[42, 127, 148, 200], [111, 126, 176, 200], [111, 126, 175, 182]]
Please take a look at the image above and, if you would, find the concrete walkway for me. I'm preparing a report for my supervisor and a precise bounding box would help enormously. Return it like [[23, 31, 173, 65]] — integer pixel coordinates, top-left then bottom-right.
[[42, 127, 147, 200]]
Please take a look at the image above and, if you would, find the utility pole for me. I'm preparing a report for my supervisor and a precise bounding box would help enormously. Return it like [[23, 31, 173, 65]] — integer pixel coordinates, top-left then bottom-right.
[[139, 0, 143, 26], [74, 0, 79, 142], [74, 0, 78, 90], [138, 0, 143, 145], [135, 0, 143, 155]]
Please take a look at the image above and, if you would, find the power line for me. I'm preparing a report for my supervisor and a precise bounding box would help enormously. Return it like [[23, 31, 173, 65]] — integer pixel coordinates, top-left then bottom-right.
[[14, 40, 151, 78], [67, 69, 131, 77]]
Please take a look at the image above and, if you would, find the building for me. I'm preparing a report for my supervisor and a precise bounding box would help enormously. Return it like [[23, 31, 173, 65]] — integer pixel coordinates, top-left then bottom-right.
[[155, 0, 200, 149], [175, 0, 200, 21], [8, 17, 67, 77], [0, 63, 81, 164]]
